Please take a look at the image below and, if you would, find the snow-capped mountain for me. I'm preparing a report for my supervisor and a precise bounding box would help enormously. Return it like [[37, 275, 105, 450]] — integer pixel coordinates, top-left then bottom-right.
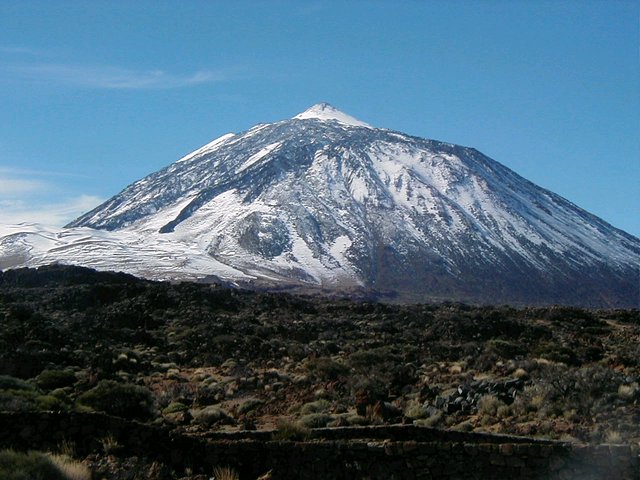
[[2, 103, 639, 306]]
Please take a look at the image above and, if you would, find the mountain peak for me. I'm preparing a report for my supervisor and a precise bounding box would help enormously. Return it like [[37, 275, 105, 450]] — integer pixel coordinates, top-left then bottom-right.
[[293, 102, 371, 127], [6, 104, 638, 307]]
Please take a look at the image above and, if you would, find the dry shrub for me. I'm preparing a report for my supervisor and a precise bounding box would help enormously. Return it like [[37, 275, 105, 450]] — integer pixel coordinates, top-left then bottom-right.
[[100, 434, 122, 454], [47, 454, 91, 480], [617, 383, 638, 401], [477, 394, 502, 416], [212, 465, 239, 480], [604, 430, 623, 444]]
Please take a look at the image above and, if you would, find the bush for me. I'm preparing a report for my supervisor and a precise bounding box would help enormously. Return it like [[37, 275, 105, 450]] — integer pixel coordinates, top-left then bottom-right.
[[77, 380, 155, 420], [299, 399, 330, 415], [404, 400, 428, 420], [35, 370, 76, 391], [516, 364, 624, 419], [34, 394, 66, 411], [347, 347, 399, 369], [414, 410, 443, 428], [0, 388, 66, 412], [299, 413, 333, 428], [272, 419, 311, 441], [486, 339, 526, 359], [162, 401, 188, 415], [477, 395, 503, 417], [303, 357, 348, 381], [617, 383, 639, 401], [0, 375, 34, 391], [345, 414, 370, 426], [0, 390, 35, 411], [191, 406, 233, 427], [237, 398, 264, 415], [535, 343, 579, 366]]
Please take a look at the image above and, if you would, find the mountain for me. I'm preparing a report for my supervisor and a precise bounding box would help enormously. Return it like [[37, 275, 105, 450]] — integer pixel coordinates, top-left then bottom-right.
[[2, 103, 639, 306]]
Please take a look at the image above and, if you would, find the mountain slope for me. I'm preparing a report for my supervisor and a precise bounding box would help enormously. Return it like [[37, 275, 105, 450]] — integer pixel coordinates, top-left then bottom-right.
[[3, 103, 639, 306]]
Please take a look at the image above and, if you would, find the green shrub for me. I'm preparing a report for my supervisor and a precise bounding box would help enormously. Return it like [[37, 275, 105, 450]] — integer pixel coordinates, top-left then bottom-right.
[[35, 394, 66, 411], [0, 375, 34, 391], [347, 347, 399, 369], [35, 370, 77, 391], [0, 387, 66, 412], [272, 419, 311, 441], [414, 410, 442, 428], [299, 399, 330, 415], [50, 388, 71, 403], [77, 380, 155, 420], [515, 364, 624, 419], [486, 339, 526, 359], [299, 413, 333, 428], [162, 401, 188, 415], [535, 343, 579, 366], [191, 406, 232, 427], [345, 414, 370, 426], [0, 390, 36, 411], [236, 398, 264, 415], [303, 357, 348, 381], [452, 420, 474, 432]]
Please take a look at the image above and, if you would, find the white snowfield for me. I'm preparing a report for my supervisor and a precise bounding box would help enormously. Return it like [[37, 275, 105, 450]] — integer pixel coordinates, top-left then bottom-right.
[[1, 103, 638, 304], [0, 223, 251, 282]]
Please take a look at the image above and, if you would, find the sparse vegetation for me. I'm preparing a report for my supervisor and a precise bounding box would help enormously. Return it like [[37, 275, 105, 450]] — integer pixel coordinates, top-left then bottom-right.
[[0, 265, 639, 478]]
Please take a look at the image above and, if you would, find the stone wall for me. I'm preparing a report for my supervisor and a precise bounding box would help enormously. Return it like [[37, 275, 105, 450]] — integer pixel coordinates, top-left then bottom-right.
[[0, 412, 637, 479]]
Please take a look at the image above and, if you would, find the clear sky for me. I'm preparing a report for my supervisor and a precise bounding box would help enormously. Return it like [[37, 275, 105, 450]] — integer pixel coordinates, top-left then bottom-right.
[[0, 0, 638, 236]]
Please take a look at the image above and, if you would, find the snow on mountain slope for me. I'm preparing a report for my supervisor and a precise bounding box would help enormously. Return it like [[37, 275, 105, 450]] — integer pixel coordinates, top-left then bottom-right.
[[0, 223, 251, 282], [2, 104, 639, 306], [293, 102, 371, 127]]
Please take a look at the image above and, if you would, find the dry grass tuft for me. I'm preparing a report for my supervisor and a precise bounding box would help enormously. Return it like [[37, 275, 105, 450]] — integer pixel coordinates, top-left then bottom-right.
[[47, 454, 91, 480], [211, 465, 239, 480]]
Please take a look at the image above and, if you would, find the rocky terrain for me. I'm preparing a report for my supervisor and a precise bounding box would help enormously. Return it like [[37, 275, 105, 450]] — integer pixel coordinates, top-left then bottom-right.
[[0, 265, 638, 478]]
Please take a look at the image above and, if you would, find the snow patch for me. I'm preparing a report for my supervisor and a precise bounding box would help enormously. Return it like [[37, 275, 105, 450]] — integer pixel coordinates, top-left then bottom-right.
[[236, 142, 282, 173], [175, 133, 235, 163], [294, 103, 371, 128]]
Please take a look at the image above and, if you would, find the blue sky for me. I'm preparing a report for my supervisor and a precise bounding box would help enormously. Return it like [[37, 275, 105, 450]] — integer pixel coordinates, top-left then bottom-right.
[[0, 0, 638, 236]]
